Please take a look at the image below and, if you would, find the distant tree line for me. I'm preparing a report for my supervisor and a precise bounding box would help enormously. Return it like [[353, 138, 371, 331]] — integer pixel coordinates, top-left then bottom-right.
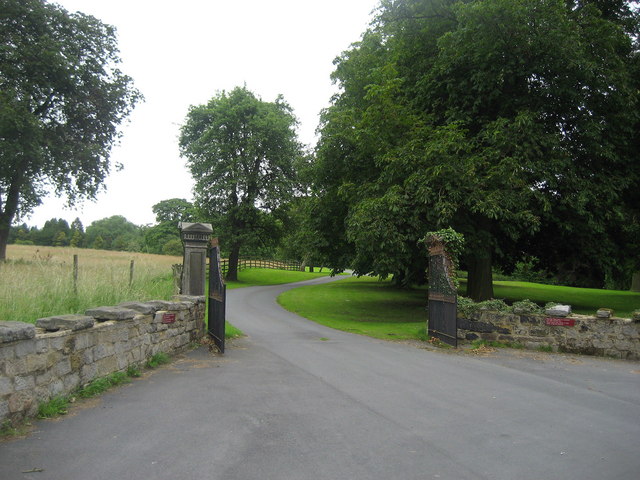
[[7, 199, 200, 256]]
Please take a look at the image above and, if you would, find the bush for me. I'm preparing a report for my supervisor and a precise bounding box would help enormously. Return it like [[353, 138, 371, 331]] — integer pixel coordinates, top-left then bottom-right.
[[458, 297, 511, 316], [512, 299, 542, 314]]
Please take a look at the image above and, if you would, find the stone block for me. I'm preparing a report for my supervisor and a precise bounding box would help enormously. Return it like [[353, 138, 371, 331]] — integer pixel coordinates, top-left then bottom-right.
[[4, 358, 28, 376], [26, 353, 48, 373], [35, 370, 52, 387], [14, 375, 35, 392], [54, 358, 72, 376], [96, 356, 118, 376], [0, 376, 12, 396], [172, 295, 206, 304], [596, 309, 613, 319], [81, 363, 97, 384], [49, 379, 64, 396], [118, 302, 159, 315], [0, 321, 36, 344], [144, 300, 173, 311], [15, 339, 36, 357], [164, 301, 191, 311], [36, 314, 95, 332], [458, 318, 496, 333], [545, 305, 571, 317], [8, 391, 35, 414], [93, 344, 115, 360], [64, 373, 80, 391], [0, 400, 9, 419], [0, 344, 15, 360], [85, 306, 138, 321], [35, 338, 49, 354]]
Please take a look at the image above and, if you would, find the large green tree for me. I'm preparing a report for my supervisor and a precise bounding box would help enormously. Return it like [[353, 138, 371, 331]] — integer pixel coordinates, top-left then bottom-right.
[[179, 86, 302, 281], [0, 0, 141, 260], [84, 215, 141, 251], [312, 0, 639, 298]]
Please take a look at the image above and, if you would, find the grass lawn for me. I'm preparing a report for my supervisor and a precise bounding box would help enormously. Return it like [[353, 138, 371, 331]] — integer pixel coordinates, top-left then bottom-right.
[[277, 276, 428, 341], [460, 280, 640, 318], [224, 268, 336, 290], [211, 268, 337, 338], [278, 275, 640, 343]]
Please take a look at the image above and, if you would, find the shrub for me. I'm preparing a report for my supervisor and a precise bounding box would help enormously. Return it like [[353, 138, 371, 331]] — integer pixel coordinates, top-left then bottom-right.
[[512, 299, 542, 314]]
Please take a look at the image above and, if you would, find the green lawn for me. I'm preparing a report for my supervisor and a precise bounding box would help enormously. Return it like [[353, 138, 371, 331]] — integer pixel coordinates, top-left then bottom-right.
[[277, 276, 428, 341], [460, 280, 640, 318], [277, 275, 640, 342], [209, 268, 337, 338], [224, 268, 336, 290]]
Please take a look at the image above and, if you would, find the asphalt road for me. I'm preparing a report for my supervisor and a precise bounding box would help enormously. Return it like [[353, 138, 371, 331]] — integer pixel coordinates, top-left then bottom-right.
[[1, 276, 639, 480]]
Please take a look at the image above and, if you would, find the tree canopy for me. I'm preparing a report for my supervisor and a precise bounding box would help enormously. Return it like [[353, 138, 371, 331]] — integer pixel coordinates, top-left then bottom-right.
[[179, 86, 303, 280], [0, 0, 141, 260], [311, 0, 639, 297]]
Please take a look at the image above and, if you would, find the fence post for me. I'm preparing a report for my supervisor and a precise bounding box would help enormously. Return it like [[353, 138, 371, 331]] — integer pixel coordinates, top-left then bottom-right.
[[129, 260, 134, 287], [73, 254, 78, 295]]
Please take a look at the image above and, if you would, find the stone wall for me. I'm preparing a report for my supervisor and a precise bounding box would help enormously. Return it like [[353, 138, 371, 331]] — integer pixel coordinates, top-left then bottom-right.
[[0, 295, 206, 425], [457, 311, 640, 359]]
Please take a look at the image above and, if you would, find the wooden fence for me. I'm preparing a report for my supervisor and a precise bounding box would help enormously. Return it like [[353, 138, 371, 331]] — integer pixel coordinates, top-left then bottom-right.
[[219, 257, 302, 275]]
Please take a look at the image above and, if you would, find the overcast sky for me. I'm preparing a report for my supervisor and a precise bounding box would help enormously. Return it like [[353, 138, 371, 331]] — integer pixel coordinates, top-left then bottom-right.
[[25, 0, 380, 228]]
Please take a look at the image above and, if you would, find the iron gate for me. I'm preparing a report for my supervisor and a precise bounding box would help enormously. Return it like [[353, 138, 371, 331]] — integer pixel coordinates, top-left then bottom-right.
[[427, 242, 458, 347], [208, 238, 226, 353]]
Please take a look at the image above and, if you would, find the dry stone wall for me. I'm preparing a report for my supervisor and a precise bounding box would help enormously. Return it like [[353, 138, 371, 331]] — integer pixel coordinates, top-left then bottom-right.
[[457, 311, 640, 359], [0, 295, 205, 425]]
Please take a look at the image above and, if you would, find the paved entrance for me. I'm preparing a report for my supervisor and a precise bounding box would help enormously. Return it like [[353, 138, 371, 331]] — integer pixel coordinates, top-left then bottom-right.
[[1, 276, 639, 479]]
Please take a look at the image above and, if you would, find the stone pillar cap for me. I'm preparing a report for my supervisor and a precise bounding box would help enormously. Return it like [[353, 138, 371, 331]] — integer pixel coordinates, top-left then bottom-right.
[[178, 222, 213, 233]]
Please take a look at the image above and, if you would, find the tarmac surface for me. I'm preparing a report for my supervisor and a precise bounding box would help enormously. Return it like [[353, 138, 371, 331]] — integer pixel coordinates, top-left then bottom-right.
[[1, 275, 639, 479]]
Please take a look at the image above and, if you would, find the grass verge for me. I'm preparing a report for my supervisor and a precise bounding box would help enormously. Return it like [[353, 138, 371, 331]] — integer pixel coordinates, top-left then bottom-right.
[[277, 276, 428, 341]]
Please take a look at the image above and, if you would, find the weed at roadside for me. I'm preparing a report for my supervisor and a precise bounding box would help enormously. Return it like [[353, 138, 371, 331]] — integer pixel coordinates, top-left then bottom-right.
[[146, 352, 170, 369], [37, 395, 70, 418]]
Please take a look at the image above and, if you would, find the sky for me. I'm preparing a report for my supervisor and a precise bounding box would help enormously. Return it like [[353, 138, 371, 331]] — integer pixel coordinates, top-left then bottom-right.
[[25, 0, 380, 228]]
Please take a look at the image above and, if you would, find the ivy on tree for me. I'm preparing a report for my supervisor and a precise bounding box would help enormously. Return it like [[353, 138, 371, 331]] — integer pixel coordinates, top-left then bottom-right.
[[179, 86, 303, 281], [0, 0, 141, 261]]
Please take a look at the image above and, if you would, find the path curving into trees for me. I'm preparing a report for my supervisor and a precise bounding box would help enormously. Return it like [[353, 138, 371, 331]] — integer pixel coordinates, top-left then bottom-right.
[[1, 276, 639, 479]]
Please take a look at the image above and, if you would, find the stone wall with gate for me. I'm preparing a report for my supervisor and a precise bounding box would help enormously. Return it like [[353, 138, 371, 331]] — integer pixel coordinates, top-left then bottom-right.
[[0, 295, 205, 425], [457, 311, 640, 359]]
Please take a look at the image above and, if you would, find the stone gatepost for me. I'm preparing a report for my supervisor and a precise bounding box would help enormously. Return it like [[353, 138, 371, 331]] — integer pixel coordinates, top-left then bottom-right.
[[179, 222, 213, 296]]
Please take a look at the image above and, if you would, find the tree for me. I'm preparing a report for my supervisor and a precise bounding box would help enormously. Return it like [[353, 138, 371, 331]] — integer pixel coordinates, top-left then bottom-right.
[[152, 198, 196, 224], [179, 86, 302, 281], [0, 0, 141, 260], [312, 0, 639, 298], [69, 217, 85, 247], [84, 215, 141, 251]]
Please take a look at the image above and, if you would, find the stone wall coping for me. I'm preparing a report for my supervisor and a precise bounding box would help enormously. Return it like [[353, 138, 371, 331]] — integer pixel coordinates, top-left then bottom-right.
[[117, 302, 159, 315], [36, 314, 95, 332], [172, 295, 206, 304], [0, 297, 201, 345], [458, 311, 636, 323], [0, 321, 36, 344], [85, 306, 139, 321]]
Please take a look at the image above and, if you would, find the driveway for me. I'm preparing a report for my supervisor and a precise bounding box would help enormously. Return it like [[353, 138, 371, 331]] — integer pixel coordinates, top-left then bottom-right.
[[1, 276, 639, 479]]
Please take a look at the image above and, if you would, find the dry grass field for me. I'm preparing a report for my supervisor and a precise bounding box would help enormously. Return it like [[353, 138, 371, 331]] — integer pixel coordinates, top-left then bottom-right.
[[1, 245, 181, 324]]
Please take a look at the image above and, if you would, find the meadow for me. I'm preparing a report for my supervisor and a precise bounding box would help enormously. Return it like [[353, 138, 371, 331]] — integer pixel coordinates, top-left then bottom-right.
[[1, 245, 179, 324]]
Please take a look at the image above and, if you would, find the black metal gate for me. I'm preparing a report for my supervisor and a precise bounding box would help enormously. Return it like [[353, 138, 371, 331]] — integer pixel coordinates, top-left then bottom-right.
[[208, 238, 226, 353], [427, 242, 458, 347]]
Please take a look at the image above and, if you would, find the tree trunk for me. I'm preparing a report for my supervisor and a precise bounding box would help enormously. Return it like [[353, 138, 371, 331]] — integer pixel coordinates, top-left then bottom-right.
[[466, 250, 494, 301], [0, 218, 9, 262], [226, 244, 241, 282], [631, 271, 640, 292], [0, 172, 23, 262]]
